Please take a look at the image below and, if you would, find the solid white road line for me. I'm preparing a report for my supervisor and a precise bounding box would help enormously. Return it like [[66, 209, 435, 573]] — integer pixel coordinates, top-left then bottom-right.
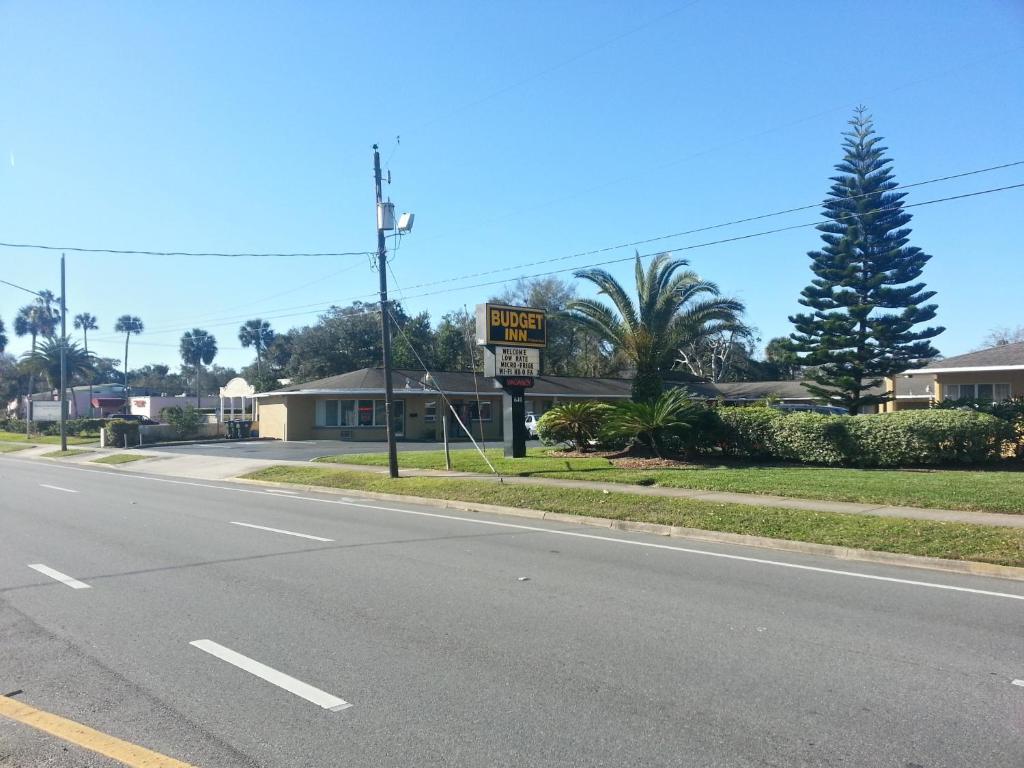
[[17, 460, 1024, 602], [1012, 679, 1024, 687], [189, 639, 351, 711], [39, 484, 78, 493], [27, 563, 91, 589], [262, 488, 298, 495], [229, 521, 334, 542]]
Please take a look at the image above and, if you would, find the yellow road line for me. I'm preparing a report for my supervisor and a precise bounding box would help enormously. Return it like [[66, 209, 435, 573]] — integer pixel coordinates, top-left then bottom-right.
[[0, 695, 197, 768]]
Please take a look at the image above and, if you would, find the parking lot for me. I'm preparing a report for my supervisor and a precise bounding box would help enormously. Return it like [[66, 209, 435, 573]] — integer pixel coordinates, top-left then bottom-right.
[[144, 438, 539, 462]]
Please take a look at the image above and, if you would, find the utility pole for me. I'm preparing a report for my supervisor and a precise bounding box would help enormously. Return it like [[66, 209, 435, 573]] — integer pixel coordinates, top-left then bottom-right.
[[59, 254, 67, 452], [374, 144, 399, 479]]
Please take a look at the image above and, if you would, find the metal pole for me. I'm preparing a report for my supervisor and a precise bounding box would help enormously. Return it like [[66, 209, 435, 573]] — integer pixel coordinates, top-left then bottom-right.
[[59, 254, 67, 452], [441, 403, 452, 471], [374, 144, 399, 478]]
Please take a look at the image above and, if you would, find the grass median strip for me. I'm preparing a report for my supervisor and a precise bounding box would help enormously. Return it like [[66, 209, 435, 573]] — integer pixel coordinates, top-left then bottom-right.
[[244, 465, 1024, 568], [0, 431, 98, 446], [40, 449, 93, 458], [92, 453, 148, 465], [324, 448, 1024, 514]]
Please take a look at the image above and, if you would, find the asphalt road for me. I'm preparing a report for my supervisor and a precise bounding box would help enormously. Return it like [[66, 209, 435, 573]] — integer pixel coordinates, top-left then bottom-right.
[[145, 439, 542, 462], [1, 456, 1022, 767]]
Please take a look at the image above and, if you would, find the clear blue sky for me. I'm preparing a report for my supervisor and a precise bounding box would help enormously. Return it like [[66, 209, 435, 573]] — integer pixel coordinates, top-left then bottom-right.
[[2, 1, 1022, 371]]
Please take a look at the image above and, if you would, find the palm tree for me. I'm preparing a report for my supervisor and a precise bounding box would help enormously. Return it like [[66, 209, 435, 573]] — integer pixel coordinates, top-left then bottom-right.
[[20, 339, 95, 418], [180, 328, 218, 407], [566, 252, 745, 402], [238, 319, 274, 376], [13, 292, 61, 424], [0, 318, 7, 353], [114, 315, 144, 410], [535, 402, 608, 451], [74, 313, 99, 416], [605, 388, 698, 458]]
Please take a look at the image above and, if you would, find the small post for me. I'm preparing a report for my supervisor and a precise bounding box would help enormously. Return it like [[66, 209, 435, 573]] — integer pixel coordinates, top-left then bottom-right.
[[441, 406, 452, 471]]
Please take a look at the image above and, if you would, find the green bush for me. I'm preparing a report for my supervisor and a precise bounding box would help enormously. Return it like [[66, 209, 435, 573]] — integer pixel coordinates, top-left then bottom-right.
[[715, 406, 1011, 466], [105, 419, 139, 447], [716, 407, 786, 459], [771, 412, 853, 465], [0, 418, 28, 434], [535, 402, 608, 450], [162, 406, 204, 440], [604, 389, 700, 458], [845, 410, 1012, 466]]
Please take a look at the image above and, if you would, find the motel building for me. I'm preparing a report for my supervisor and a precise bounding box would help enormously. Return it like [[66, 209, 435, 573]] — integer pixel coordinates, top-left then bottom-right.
[[253, 367, 853, 442], [254, 368, 632, 442]]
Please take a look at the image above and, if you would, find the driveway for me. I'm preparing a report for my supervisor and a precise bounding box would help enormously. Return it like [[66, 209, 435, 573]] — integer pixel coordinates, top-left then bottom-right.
[[144, 438, 539, 462]]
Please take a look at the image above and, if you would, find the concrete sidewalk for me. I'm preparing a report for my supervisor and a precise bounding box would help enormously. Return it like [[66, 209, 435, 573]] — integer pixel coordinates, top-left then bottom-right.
[[9, 444, 1024, 529]]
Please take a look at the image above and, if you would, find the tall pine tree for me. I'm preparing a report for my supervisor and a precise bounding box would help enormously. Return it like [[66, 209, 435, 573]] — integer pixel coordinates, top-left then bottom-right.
[[789, 108, 943, 413]]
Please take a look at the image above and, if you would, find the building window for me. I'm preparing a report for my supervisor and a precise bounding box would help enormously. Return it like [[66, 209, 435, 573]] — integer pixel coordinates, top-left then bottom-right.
[[358, 400, 374, 427], [324, 400, 339, 427], [944, 383, 1012, 402], [316, 398, 393, 427], [469, 401, 493, 422], [424, 401, 437, 422]]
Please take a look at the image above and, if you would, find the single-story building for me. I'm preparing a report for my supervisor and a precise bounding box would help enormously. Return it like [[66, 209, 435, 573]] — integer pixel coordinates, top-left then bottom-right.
[[884, 340, 1024, 411], [254, 368, 856, 442], [255, 368, 632, 442]]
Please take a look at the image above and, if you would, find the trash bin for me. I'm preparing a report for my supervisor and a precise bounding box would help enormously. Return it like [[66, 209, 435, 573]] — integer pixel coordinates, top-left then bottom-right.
[[238, 420, 252, 439], [226, 420, 238, 439]]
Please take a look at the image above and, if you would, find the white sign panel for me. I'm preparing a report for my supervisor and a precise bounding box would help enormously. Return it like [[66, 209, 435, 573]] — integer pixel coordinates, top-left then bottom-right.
[[485, 346, 540, 378], [30, 401, 62, 420]]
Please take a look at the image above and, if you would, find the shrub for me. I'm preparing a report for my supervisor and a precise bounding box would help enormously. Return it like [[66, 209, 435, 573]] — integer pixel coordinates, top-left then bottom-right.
[[105, 419, 140, 447], [605, 389, 699, 458], [716, 406, 786, 459], [772, 412, 853, 465], [716, 406, 1011, 466], [845, 410, 1012, 467], [535, 402, 608, 451], [0, 418, 27, 434], [162, 406, 204, 440]]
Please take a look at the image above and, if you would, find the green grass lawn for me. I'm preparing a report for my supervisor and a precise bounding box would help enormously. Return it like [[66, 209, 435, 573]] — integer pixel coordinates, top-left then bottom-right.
[[40, 449, 93, 458], [324, 448, 1024, 514], [0, 431, 98, 446], [92, 453, 148, 465], [0, 443, 31, 453], [244, 465, 1024, 568]]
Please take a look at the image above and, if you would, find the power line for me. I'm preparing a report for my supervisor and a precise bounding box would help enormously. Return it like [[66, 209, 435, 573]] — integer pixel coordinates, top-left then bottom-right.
[[35, 174, 1024, 347], [0, 242, 374, 259], [0, 278, 44, 298], [389, 181, 1024, 303], [387, 161, 1024, 296]]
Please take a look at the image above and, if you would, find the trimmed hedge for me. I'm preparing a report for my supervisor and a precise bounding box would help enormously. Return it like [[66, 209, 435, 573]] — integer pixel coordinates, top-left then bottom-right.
[[105, 420, 140, 447], [716, 407, 1012, 467]]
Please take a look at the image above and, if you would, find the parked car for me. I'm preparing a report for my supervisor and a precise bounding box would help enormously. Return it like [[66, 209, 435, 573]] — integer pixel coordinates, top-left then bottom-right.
[[770, 403, 849, 416], [524, 413, 539, 437]]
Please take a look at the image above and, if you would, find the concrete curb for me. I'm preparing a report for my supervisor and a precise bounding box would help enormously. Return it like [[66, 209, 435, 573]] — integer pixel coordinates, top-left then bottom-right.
[[233, 477, 1024, 582]]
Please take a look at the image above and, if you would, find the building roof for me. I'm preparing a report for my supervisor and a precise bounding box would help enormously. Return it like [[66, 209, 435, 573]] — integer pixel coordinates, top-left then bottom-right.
[[922, 341, 1024, 373], [260, 367, 880, 403], [263, 368, 634, 399]]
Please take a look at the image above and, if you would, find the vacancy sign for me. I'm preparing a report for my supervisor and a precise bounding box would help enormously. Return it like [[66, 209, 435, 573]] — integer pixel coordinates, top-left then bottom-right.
[[485, 346, 540, 378]]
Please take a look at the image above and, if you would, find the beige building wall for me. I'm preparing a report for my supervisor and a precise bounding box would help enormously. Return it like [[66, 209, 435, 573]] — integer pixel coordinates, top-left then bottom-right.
[[256, 397, 289, 440], [935, 371, 1024, 401]]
